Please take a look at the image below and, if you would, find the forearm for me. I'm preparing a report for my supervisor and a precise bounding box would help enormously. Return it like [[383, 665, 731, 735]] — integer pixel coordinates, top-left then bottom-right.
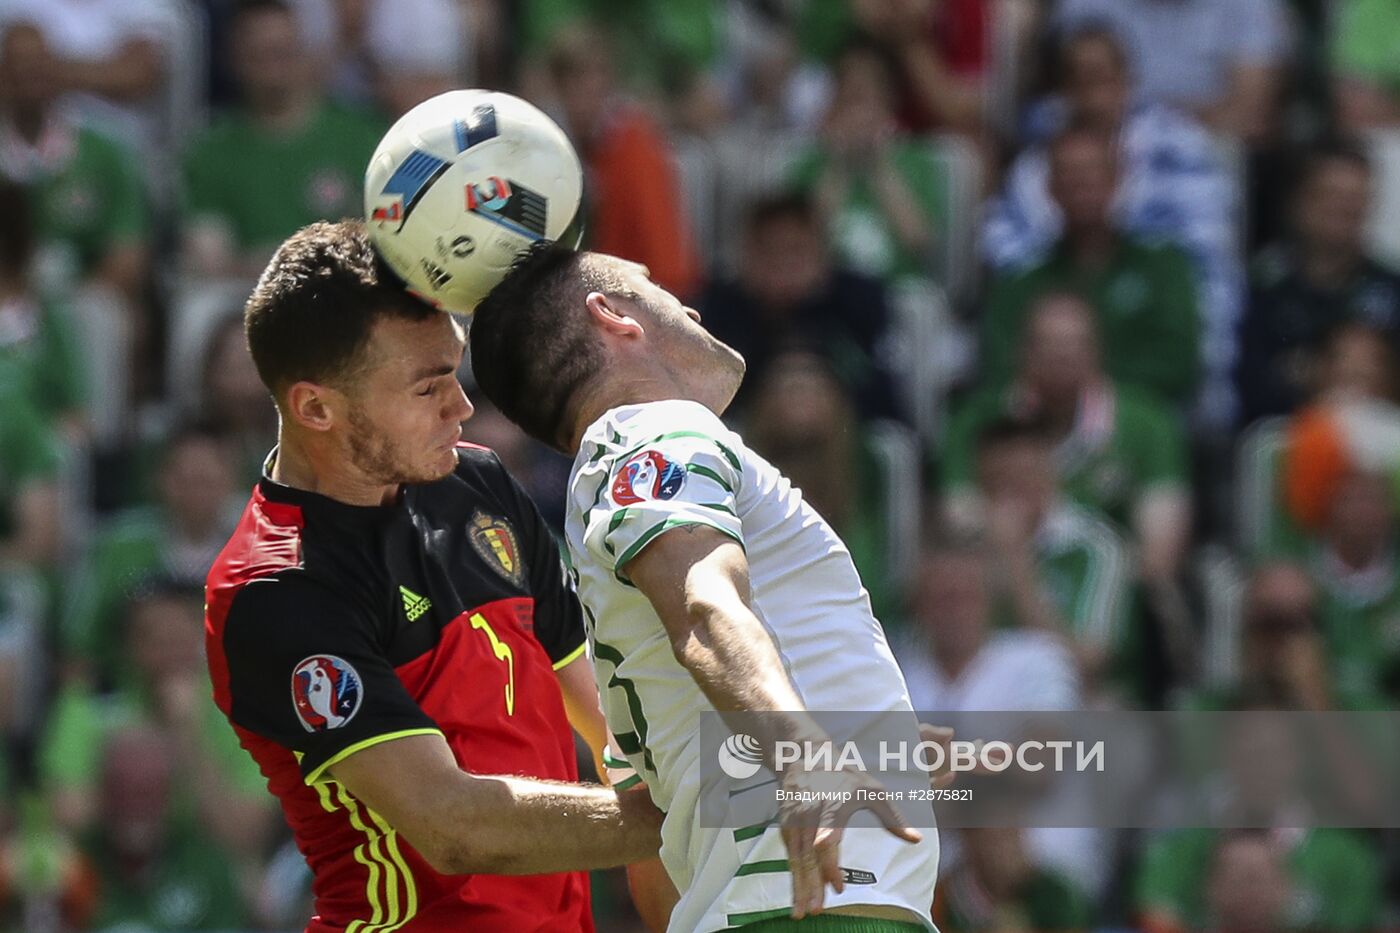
[[426, 775, 662, 875], [873, 157, 933, 255], [1133, 489, 1190, 583]]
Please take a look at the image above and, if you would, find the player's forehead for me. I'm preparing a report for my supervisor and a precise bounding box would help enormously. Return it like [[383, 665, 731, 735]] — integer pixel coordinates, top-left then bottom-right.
[[362, 311, 464, 373]]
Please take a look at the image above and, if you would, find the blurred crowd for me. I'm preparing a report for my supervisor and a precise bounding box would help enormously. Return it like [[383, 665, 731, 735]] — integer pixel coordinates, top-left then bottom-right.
[[1, 0, 1399, 929]]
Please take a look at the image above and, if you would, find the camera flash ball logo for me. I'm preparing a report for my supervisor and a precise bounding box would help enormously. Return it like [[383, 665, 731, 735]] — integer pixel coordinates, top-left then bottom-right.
[[718, 733, 764, 779]]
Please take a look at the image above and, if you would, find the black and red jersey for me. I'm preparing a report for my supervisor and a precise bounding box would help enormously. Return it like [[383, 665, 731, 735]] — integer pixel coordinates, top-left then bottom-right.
[[205, 444, 593, 932]]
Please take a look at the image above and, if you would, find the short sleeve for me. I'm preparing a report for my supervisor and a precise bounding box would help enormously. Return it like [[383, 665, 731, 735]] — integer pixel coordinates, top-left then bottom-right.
[[584, 428, 745, 585], [489, 456, 587, 667], [221, 577, 441, 785]]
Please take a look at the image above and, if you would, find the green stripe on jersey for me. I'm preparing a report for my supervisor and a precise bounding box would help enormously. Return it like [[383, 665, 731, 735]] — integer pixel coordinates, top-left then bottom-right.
[[735, 859, 789, 877], [687, 463, 734, 493]]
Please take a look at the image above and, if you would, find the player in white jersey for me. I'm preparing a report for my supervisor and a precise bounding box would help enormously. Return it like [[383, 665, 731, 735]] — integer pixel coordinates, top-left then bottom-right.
[[469, 243, 939, 932]]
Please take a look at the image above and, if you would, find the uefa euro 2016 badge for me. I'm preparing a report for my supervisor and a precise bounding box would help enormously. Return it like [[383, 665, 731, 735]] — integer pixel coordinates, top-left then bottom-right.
[[470, 511, 526, 587], [291, 655, 363, 732], [610, 450, 686, 506]]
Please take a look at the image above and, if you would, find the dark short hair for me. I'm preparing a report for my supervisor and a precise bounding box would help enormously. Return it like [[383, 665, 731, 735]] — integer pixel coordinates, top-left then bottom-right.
[[244, 220, 436, 401], [232, 0, 294, 24], [1057, 21, 1129, 79], [743, 190, 820, 240], [0, 179, 34, 277], [1294, 138, 1372, 194], [469, 242, 625, 451]]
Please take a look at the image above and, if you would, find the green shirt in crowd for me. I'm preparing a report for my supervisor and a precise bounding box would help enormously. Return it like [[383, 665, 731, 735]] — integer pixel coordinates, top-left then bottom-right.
[[183, 102, 383, 257], [942, 382, 1188, 529], [1307, 547, 1400, 705], [16, 125, 149, 280], [520, 0, 718, 90], [84, 814, 250, 932], [1033, 502, 1133, 657], [789, 143, 947, 283], [0, 295, 87, 422], [62, 506, 234, 680], [1136, 828, 1384, 931], [981, 237, 1201, 406], [1332, 0, 1400, 91], [39, 683, 267, 803], [0, 392, 62, 541]]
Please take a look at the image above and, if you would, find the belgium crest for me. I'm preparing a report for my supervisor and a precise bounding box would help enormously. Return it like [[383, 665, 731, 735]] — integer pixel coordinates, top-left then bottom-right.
[[470, 511, 525, 586]]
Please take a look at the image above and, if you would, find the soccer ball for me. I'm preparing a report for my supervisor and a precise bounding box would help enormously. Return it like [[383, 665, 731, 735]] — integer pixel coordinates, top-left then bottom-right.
[[364, 89, 584, 316]]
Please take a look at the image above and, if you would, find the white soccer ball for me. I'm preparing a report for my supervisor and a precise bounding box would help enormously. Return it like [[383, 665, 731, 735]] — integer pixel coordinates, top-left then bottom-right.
[[364, 89, 584, 316]]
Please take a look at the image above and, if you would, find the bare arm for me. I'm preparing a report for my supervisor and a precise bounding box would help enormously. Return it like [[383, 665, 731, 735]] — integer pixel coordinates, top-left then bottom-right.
[[328, 732, 662, 876], [625, 525, 918, 919]]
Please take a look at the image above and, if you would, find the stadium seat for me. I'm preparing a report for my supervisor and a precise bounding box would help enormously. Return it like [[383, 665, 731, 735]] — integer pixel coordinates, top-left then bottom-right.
[[887, 276, 974, 443]]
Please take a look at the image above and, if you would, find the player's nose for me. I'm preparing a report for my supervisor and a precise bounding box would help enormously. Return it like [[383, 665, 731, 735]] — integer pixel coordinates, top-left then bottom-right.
[[450, 380, 474, 422]]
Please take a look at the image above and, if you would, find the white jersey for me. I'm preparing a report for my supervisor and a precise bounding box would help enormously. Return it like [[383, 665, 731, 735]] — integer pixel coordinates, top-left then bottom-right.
[[566, 399, 938, 932]]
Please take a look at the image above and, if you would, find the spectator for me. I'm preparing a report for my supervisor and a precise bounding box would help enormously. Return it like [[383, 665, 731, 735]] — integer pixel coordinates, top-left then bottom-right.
[[1292, 463, 1400, 703], [797, 0, 989, 137], [0, 180, 88, 435], [182, 0, 383, 277], [197, 312, 278, 490], [62, 425, 239, 682], [944, 292, 1191, 585], [41, 581, 275, 858], [1138, 801, 1382, 931], [364, 0, 469, 118], [1331, 0, 1400, 131], [972, 418, 1133, 696], [80, 725, 252, 931], [0, 384, 64, 571], [545, 22, 700, 298], [980, 126, 1202, 408], [933, 828, 1095, 932], [1240, 324, 1399, 560], [985, 26, 1241, 422], [699, 191, 903, 422], [522, 0, 719, 104], [745, 351, 903, 621], [1200, 832, 1296, 933], [789, 40, 946, 284], [1238, 143, 1400, 423], [0, 0, 168, 152], [1054, 0, 1290, 145], [898, 540, 1107, 904], [0, 22, 150, 309]]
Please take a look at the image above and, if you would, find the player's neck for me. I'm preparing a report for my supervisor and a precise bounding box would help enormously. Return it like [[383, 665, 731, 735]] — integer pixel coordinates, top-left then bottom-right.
[[566, 377, 712, 455], [271, 434, 400, 507]]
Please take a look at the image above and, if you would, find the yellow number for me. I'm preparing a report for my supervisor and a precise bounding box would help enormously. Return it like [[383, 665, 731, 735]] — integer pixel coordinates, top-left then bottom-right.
[[469, 613, 515, 715]]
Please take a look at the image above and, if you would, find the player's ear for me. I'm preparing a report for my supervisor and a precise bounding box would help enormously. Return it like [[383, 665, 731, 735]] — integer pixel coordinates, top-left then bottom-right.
[[585, 291, 643, 339], [285, 381, 338, 433]]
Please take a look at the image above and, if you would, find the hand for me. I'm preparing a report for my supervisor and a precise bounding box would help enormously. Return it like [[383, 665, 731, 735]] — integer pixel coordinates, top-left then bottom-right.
[[778, 766, 921, 919]]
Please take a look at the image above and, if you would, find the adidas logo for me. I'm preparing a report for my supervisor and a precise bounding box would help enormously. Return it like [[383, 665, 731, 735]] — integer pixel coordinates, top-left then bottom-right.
[[400, 586, 432, 622]]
